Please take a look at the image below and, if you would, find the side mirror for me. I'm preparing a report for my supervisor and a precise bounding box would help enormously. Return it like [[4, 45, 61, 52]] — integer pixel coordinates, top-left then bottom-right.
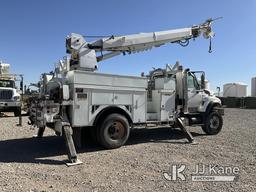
[[200, 73, 205, 89]]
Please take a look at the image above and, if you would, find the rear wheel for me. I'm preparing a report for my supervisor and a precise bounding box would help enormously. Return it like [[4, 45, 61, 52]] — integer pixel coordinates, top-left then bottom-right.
[[98, 113, 130, 149], [202, 111, 223, 135]]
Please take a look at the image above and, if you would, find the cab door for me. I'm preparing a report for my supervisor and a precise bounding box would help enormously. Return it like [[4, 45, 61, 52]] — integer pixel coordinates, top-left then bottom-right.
[[187, 72, 202, 112]]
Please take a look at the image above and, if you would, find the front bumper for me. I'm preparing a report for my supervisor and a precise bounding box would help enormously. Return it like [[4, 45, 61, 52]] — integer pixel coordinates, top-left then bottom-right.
[[0, 101, 21, 110], [216, 107, 224, 116]]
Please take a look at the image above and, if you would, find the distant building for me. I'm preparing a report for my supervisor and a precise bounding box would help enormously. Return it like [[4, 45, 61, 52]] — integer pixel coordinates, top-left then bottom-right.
[[223, 82, 247, 97], [251, 77, 256, 97]]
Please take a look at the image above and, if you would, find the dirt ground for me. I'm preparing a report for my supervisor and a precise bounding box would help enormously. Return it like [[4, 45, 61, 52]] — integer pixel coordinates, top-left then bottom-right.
[[0, 108, 255, 192]]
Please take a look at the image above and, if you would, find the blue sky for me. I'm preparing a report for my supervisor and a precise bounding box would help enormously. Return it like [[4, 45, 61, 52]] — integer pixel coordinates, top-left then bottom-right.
[[0, 0, 255, 94]]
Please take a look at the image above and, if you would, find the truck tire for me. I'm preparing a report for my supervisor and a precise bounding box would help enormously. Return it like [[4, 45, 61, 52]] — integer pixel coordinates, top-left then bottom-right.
[[201, 111, 223, 135], [14, 107, 21, 117], [98, 113, 130, 149]]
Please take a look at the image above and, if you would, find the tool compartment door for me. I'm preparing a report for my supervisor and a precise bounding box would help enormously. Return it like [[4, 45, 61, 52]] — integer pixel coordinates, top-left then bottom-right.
[[73, 90, 89, 126], [133, 92, 146, 123], [92, 91, 114, 105], [160, 91, 175, 121], [113, 92, 132, 105]]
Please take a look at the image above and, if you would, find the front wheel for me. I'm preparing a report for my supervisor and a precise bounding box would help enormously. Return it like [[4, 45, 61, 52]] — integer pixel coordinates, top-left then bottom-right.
[[201, 111, 223, 135], [98, 113, 130, 149]]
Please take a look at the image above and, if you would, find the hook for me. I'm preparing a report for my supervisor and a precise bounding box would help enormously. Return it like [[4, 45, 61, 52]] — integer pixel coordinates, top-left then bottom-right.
[[208, 37, 212, 53]]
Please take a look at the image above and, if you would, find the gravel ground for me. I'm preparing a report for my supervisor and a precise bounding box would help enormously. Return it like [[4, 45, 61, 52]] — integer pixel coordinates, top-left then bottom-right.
[[0, 108, 255, 192]]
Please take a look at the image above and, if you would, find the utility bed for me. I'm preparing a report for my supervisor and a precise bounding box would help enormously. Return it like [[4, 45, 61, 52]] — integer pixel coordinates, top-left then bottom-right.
[[66, 70, 148, 126]]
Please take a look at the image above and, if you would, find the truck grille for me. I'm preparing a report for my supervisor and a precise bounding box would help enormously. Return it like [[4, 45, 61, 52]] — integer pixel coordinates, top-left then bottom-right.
[[0, 90, 13, 100]]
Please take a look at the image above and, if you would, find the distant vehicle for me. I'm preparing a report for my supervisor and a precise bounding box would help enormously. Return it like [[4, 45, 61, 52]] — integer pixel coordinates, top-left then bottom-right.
[[0, 61, 22, 116]]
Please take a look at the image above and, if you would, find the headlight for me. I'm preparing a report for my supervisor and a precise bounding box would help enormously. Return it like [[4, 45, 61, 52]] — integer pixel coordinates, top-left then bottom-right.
[[13, 96, 20, 101]]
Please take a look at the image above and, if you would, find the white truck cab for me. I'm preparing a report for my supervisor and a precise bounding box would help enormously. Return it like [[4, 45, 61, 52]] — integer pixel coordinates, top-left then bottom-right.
[[0, 62, 21, 116], [187, 71, 222, 112]]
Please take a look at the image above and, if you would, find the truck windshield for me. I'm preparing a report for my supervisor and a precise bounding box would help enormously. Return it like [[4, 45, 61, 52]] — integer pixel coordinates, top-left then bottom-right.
[[0, 80, 15, 88]]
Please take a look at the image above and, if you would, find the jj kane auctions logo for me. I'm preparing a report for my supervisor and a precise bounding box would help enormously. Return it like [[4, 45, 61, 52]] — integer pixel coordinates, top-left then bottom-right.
[[163, 164, 239, 182]]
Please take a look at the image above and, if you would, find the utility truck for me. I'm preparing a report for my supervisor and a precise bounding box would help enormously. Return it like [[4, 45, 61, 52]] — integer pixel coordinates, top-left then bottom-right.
[[29, 19, 224, 165], [0, 61, 22, 116]]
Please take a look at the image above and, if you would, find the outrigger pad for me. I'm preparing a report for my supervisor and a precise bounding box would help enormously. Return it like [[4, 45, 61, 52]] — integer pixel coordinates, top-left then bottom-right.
[[65, 159, 83, 167], [190, 141, 199, 145]]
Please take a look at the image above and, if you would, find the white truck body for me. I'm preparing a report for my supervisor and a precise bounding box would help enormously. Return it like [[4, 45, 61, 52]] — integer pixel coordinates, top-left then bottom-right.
[[29, 19, 224, 164], [57, 67, 220, 126]]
